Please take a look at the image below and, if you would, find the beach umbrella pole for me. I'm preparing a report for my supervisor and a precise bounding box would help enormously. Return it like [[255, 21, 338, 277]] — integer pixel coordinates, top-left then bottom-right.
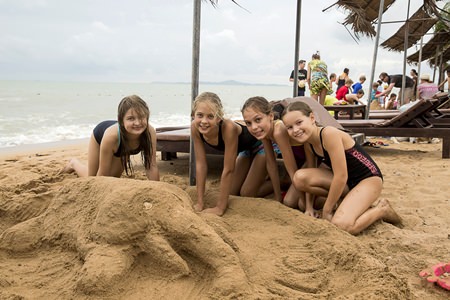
[[190, 0, 201, 186], [366, 0, 385, 118], [292, 0, 302, 98]]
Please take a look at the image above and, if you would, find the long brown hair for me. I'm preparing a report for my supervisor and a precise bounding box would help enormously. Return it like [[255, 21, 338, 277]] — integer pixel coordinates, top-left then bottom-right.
[[117, 95, 152, 176]]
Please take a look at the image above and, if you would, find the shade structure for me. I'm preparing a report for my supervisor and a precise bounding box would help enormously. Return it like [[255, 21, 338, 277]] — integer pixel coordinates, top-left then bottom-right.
[[380, 5, 438, 52], [335, 0, 396, 37], [407, 31, 450, 63]]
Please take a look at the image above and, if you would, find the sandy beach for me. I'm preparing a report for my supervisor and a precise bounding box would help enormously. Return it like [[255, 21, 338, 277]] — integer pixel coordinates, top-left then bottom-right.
[[0, 138, 449, 299]]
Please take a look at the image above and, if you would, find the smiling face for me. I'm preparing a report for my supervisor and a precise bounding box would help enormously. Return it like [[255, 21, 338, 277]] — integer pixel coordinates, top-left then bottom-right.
[[123, 108, 148, 136], [242, 107, 273, 140], [193, 102, 221, 135], [282, 110, 316, 144]]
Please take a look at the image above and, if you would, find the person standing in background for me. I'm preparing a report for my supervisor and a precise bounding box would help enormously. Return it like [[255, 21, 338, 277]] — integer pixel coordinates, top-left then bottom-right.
[[290, 60, 308, 96], [307, 51, 331, 105], [438, 68, 450, 93], [410, 69, 418, 100], [336, 68, 350, 91], [376, 72, 414, 105]]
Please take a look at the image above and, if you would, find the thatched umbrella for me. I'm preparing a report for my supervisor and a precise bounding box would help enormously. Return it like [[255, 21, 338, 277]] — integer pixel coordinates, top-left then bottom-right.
[[380, 5, 438, 52], [333, 0, 396, 38]]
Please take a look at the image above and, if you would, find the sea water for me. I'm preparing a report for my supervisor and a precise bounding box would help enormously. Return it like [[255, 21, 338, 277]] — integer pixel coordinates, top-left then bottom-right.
[[0, 80, 291, 148]]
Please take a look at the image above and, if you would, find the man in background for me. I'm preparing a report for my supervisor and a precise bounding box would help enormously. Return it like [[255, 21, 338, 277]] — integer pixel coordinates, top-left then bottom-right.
[[289, 60, 307, 96], [376, 72, 414, 104]]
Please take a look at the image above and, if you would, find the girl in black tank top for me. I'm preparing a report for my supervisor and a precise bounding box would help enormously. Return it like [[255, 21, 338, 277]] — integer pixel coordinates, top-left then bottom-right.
[[191, 92, 272, 216], [281, 101, 401, 235]]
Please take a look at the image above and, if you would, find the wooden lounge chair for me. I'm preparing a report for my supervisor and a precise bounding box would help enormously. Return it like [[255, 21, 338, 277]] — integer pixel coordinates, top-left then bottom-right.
[[338, 98, 450, 158], [369, 92, 450, 120]]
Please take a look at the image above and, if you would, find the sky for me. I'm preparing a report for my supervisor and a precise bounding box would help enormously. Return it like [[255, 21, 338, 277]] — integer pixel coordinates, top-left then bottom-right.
[[0, 0, 443, 85]]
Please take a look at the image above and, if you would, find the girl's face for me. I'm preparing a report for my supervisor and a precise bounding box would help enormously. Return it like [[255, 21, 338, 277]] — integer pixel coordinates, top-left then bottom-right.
[[242, 107, 273, 140], [282, 110, 315, 144], [123, 108, 148, 136], [193, 102, 220, 134]]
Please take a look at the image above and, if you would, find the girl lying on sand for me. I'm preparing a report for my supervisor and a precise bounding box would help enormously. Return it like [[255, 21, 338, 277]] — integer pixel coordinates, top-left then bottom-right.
[[60, 95, 159, 181]]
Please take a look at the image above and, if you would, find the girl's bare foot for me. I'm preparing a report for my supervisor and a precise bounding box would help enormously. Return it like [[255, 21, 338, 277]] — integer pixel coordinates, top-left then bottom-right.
[[57, 159, 75, 175], [377, 199, 402, 225]]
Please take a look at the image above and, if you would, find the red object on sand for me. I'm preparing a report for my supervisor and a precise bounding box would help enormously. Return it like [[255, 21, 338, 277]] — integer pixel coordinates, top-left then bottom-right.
[[419, 262, 450, 290]]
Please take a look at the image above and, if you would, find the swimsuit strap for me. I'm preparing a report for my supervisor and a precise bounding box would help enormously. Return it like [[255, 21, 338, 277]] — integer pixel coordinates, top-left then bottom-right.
[[319, 127, 326, 153], [309, 127, 326, 159]]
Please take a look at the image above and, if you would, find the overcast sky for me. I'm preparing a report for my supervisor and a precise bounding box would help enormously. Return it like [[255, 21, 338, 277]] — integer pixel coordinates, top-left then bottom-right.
[[0, 0, 441, 85]]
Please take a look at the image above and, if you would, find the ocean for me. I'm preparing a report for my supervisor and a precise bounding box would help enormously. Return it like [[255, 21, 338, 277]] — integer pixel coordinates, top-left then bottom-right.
[[0, 80, 292, 148]]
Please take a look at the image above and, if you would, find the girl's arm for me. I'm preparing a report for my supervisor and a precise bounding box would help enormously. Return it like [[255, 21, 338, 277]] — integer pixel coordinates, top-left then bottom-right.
[[261, 138, 281, 202], [191, 122, 208, 212], [273, 124, 297, 180], [145, 125, 160, 181], [211, 120, 239, 215], [321, 128, 348, 221], [97, 126, 118, 176]]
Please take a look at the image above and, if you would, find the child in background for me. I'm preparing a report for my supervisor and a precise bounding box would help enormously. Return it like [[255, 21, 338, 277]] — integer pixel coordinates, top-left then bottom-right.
[[385, 93, 398, 110], [191, 92, 271, 216], [61, 95, 159, 181], [369, 82, 382, 110], [351, 74, 366, 94], [281, 101, 402, 235], [328, 73, 337, 95], [241, 97, 310, 213], [377, 80, 385, 107]]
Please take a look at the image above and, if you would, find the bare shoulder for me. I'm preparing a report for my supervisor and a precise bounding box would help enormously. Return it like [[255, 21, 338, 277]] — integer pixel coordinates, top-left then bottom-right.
[[222, 118, 240, 133]]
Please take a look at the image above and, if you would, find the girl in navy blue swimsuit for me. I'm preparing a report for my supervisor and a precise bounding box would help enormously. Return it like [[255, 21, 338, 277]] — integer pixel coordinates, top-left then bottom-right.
[[281, 101, 401, 235], [60, 95, 159, 181]]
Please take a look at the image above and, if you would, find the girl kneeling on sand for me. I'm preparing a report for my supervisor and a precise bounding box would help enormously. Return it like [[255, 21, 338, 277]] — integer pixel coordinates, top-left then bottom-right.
[[281, 101, 401, 235], [61, 95, 159, 181], [191, 92, 272, 216], [241, 96, 314, 215]]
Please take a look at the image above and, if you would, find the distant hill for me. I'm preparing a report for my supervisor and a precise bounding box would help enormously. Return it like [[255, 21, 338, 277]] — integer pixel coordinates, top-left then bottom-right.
[[152, 80, 287, 87]]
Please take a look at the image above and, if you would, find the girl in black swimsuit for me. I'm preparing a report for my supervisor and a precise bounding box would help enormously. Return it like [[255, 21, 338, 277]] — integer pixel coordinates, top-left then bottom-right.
[[60, 95, 159, 181], [281, 101, 402, 235], [191, 92, 272, 216]]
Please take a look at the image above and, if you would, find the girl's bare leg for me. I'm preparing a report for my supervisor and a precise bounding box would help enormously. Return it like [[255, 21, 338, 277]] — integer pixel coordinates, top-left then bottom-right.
[[311, 94, 319, 101], [319, 88, 327, 105], [231, 156, 251, 195], [331, 177, 400, 235], [240, 154, 270, 197], [282, 184, 302, 209], [87, 134, 100, 176], [292, 168, 337, 197]]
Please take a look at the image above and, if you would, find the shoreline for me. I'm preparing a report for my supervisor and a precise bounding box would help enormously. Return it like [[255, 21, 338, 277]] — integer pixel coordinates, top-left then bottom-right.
[[0, 138, 89, 159]]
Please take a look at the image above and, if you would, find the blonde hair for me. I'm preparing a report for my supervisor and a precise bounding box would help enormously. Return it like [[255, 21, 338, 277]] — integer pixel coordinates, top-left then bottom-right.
[[192, 92, 224, 120]]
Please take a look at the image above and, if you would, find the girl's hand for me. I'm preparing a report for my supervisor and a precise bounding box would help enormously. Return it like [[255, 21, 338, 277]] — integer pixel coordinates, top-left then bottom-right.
[[322, 210, 333, 222], [193, 202, 204, 212], [304, 209, 319, 218]]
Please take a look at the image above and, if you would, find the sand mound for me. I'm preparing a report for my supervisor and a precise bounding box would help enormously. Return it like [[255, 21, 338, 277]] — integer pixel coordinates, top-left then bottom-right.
[[1, 176, 410, 299]]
